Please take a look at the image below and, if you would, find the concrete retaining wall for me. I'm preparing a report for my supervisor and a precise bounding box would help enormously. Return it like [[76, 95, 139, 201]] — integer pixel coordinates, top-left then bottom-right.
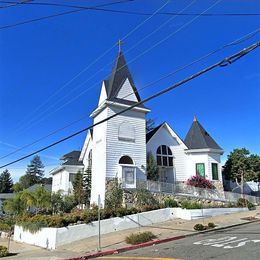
[[13, 207, 248, 249], [172, 207, 248, 220]]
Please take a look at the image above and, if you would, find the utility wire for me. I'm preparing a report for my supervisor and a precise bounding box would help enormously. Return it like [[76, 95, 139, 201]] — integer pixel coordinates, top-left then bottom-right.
[[0, 0, 32, 9], [14, 0, 219, 135], [0, 0, 135, 30], [8, 0, 170, 135], [14, 0, 190, 133], [0, 0, 259, 16], [0, 28, 258, 161], [0, 42, 258, 169]]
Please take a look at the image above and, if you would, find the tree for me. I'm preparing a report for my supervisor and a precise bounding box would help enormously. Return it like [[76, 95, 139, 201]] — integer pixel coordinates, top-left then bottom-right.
[[84, 167, 92, 207], [0, 169, 13, 193], [146, 152, 159, 181], [16, 155, 45, 190], [25, 155, 45, 185], [33, 186, 51, 213], [223, 148, 260, 195], [3, 192, 26, 215], [73, 171, 86, 208]]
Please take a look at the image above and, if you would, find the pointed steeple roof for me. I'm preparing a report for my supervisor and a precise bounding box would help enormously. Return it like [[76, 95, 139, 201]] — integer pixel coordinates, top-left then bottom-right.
[[105, 51, 141, 101], [184, 118, 222, 150]]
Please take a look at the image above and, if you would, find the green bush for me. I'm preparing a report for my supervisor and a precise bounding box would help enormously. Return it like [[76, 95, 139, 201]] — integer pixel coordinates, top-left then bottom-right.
[[193, 224, 206, 231], [208, 222, 216, 228], [237, 198, 254, 209], [134, 186, 159, 210], [181, 200, 202, 209], [125, 231, 157, 245], [0, 223, 11, 232], [164, 198, 178, 208], [0, 245, 8, 257]]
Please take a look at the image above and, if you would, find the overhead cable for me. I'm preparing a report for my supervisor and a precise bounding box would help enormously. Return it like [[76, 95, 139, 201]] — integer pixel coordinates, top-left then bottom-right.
[[0, 41, 258, 169]]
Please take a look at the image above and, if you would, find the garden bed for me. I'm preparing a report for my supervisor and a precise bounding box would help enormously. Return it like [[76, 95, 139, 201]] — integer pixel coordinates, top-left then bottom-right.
[[13, 207, 249, 249]]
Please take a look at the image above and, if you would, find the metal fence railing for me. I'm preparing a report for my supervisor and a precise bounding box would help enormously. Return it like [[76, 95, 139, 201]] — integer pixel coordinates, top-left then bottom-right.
[[137, 180, 260, 204]]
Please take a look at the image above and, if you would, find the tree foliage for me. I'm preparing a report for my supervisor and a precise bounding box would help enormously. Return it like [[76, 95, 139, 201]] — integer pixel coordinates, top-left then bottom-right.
[[84, 167, 92, 207], [0, 169, 13, 193], [146, 152, 159, 181], [73, 171, 86, 207], [105, 178, 123, 209], [16, 155, 45, 190], [223, 148, 260, 182]]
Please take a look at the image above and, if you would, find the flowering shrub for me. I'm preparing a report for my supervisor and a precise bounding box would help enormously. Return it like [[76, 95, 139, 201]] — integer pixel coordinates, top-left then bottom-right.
[[187, 175, 215, 189]]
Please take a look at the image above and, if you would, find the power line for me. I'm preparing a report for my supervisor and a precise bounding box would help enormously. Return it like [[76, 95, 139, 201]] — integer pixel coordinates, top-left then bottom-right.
[[0, 0, 32, 9], [0, 28, 258, 161], [13, 0, 219, 135], [7, 0, 170, 136], [1, 0, 259, 17], [0, 0, 135, 30], [0, 42, 258, 169]]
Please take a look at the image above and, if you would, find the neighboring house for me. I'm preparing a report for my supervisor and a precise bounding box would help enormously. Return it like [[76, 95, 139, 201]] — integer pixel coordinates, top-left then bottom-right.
[[50, 151, 84, 195], [50, 51, 224, 205], [27, 183, 52, 193]]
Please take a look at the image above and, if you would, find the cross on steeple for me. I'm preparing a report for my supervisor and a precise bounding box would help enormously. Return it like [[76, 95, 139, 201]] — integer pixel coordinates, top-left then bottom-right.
[[117, 39, 124, 52]]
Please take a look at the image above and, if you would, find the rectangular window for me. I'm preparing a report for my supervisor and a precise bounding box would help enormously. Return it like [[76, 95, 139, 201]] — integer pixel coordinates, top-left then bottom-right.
[[212, 163, 219, 180], [196, 163, 205, 177], [157, 156, 162, 166]]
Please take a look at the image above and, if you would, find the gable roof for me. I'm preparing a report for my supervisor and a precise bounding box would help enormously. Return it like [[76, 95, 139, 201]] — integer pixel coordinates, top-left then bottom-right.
[[60, 151, 81, 160], [146, 123, 164, 143], [184, 118, 222, 150], [105, 51, 141, 102], [60, 150, 84, 166]]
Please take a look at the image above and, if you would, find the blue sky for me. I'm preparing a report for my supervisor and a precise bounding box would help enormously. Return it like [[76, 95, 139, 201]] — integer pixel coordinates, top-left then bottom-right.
[[0, 0, 259, 182]]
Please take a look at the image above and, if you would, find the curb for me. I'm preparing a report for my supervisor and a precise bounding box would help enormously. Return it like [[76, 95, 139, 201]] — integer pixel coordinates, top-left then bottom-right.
[[68, 219, 260, 260]]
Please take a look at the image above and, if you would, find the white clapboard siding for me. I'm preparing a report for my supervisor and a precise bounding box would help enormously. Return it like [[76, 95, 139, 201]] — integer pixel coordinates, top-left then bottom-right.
[[106, 106, 146, 180], [116, 78, 138, 102], [146, 124, 188, 182]]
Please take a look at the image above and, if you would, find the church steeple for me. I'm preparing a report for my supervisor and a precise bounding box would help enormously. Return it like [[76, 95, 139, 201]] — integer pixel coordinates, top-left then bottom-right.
[[105, 50, 141, 102]]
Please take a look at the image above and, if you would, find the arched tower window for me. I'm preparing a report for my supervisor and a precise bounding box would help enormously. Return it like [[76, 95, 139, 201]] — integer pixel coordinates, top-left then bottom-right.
[[118, 122, 135, 142], [119, 155, 134, 165], [156, 145, 173, 167]]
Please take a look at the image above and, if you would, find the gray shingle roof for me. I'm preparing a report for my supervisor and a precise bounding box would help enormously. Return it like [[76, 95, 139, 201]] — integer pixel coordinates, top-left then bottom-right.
[[146, 123, 164, 143], [105, 51, 141, 102], [184, 118, 222, 150], [60, 150, 84, 166]]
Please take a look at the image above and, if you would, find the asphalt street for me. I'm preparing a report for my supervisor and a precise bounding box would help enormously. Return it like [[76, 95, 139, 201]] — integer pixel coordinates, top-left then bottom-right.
[[101, 222, 260, 260]]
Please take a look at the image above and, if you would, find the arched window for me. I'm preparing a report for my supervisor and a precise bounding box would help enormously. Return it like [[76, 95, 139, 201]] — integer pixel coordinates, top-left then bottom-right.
[[88, 150, 92, 168], [118, 122, 135, 142], [156, 145, 173, 167], [119, 155, 134, 165]]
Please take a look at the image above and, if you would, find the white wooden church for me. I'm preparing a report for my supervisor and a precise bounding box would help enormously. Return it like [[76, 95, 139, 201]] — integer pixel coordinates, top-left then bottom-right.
[[51, 51, 224, 206]]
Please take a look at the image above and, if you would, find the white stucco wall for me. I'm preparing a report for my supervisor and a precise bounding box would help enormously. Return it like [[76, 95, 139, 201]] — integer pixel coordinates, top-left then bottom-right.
[[172, 207, 248, 220], [14, 207, 249, 249], [14, 226, 57, 250], [14, 208, 174, 249]]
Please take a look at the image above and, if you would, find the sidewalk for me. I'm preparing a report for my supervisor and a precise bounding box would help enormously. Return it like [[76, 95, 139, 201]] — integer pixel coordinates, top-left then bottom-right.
[[1, 208, 260, 259]]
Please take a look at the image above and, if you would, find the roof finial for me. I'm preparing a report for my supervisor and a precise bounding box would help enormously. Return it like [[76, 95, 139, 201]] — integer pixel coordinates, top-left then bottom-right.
[[193, 115, 197, 122], [117, 39, 124, 53]]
